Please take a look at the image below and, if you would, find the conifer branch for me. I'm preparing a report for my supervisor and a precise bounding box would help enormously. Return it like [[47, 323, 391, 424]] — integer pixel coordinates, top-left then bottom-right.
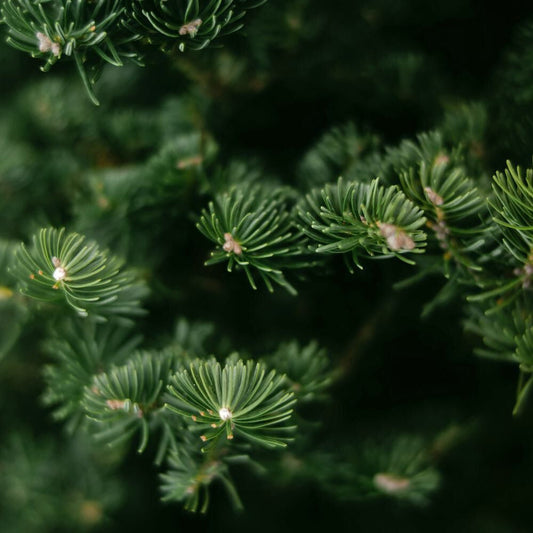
[[399, 158, 488, 271], [160, 445, 243, 512], [42, 317, 142, 432], [129, 0, 267, 53], [0, 0, 268, 103], [197, 183, 314, 294], [296, 177, 427, 271], [0, 0, 141, 104], [165, 359, 296, 450], [3, 1, 533, 521], [11, 227, 148, 320], [83, 349, 187, 452], [263, 340, 337, 403]]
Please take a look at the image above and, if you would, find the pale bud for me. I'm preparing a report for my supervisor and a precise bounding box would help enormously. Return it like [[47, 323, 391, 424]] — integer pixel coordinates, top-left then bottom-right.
[[424, 187, 444, 206], [377, 222, 415, 251], [373, 473, 411, 493], [179, 19, 202, 37], [36, 32, 61, 57], [53, 266, 67, 281], [223, 233, 242, 255], [219, 407, 232, 421]]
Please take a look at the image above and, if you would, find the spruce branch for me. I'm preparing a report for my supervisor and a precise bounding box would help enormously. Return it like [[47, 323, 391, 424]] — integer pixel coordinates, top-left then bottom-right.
[[399, 158, 488, 271], [42, 317, 142, 432], [11, 227, 148, 320], [296, 177, 426, 271], [264, 340, 336, 403], [165, 359, 296, 450], [468, 161, 533, 308], [465, 299, 533, 370], [129, 0, 267, 53], [197, 183, 313, 294], [83, 349, 187, 453], [0, 0, 142, 104], [491, 161, 533, 267], [160, 445, 243, 512]]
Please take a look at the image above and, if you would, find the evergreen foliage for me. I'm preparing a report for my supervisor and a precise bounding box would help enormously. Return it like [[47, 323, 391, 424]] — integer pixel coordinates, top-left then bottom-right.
[[165, 359, 296, 448], [1, 1, 533, 531], [304, 435, 441, 507], [491, 162, 533, 267], [42, 317, 142, 431], [197, 182, 314, 293], [11, 227, 148, 319], [263, 340, 335, 403], [0, 0, 267, 103], [1, 0, 141, 104], [296, 177, 427, 270], [129, 0, 266, 53]]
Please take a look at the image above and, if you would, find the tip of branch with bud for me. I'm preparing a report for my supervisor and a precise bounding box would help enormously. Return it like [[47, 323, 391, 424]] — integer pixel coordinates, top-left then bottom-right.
[[36, 32, 61, 57]]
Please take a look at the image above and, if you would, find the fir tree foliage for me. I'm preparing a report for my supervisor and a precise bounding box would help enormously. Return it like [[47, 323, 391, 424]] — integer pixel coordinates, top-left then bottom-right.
[[355, 435, 441, 506], [0, 238, 28, 359], [466, 301, 533, 369], [130, 0, 267, 53], [173, 316, 217, 357], [263, 340, 336, 403], [467, 161, 533, 309], [297, 177, 427, 271], [165, 359, 296, 449], [160, 440, 245, 512], [42, 317, 142, 432], [83, 349, 187, 453], [0, 0, 141, 104], [197, 182, 313, 294], [439, 102, 488, 162], [399, 156, 487, 271], [3, 0, 533, 526], [490, 20, 533, 163], [379, 132, 464, 185], [160, 446, 229, 512], [466, 297, 533, 415], [296, 121, 382, 188], [11, 227, 148, 320], [490, 161, 533, 268], [0, 0, 268, 103], [37, 309, 304, 511], [280, 435, 440, 507]]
